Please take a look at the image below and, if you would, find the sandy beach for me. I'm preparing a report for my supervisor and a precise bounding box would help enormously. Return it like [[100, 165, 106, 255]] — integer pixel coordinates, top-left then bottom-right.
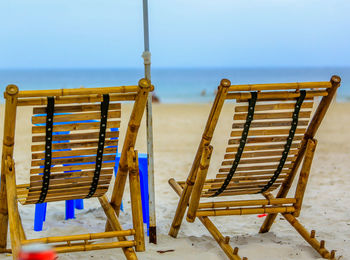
[[1, 102, 349, 260]]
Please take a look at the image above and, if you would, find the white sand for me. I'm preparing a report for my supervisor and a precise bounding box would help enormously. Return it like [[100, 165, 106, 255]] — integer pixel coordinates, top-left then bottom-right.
[[1, 102, 349, 260]]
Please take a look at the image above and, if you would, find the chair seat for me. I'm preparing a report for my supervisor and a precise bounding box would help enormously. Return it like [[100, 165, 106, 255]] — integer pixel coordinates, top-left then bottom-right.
[[177, 176, 285, 197], [16, 174, 111, 205]]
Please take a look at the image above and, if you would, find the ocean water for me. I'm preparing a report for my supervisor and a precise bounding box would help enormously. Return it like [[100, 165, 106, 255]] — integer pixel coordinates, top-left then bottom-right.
[[0, 67, 349, 103]]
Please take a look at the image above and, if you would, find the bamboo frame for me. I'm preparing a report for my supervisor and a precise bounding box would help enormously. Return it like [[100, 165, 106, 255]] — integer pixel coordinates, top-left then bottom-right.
[[168, 76, 341, 259], [107, 79, 151, 235], [260, 75, 341, 234], [0, 85, 19, 252], [227, 81, 331, 92], [128, 148, 145, 252], [98, 194, 137, 260], [187, 145, 213, 222], [17, 93, 138, 106], [293, 138, 317, 217], [18, 85, 139, 97], [168, 79, 231, 238], [169, 178, 245, 260], [5, 157, 23, 258], [1, 80, 152, 260]]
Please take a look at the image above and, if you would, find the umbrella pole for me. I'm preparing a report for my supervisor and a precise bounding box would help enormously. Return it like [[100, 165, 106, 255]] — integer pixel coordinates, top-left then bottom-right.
[[142, 0, 157, 244]]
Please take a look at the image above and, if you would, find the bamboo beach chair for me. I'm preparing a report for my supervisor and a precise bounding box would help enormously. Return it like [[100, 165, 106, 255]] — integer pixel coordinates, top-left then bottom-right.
[[0, 79, 153, 260], [168, 76, 341, 260]]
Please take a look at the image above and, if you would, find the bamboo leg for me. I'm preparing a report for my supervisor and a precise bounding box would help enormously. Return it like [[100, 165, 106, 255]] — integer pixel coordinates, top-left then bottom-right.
[[187, 145, 213, 223], [293, 139, 317, 217], [0, 85, 18, 252], [260, 76, 340, 233], [109, 79, 151, 218], [169, 177, 245, 260], [169, 79, 230, 238], [98, 195, 138, 260], [5, 158, 22, 259], [128, 149, 145, 252], [199, 216, 243, 260], [283, 213, 336, 259]]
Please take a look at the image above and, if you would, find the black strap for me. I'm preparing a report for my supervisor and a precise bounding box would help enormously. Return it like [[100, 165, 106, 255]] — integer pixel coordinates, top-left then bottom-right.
[[37, 97, 55, 203], [211, 92, 258, 197], [86, 94, 110, 198], [260, 90, 306, 193]]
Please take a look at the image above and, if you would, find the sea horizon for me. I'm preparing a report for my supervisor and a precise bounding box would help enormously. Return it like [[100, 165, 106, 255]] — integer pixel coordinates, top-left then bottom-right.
[[0, 67, 349, 103]]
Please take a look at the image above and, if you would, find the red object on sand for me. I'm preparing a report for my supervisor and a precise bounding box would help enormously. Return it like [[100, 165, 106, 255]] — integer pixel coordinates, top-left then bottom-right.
[[258, 214, 267, 218], [18, 244, 57, 260]]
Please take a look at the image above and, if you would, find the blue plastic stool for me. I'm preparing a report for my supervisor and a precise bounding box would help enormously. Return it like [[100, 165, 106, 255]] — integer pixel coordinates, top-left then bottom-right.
[[114, 153, 149, 235]]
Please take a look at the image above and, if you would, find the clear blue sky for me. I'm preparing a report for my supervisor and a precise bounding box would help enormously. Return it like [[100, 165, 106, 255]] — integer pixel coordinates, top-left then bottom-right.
[[0, 0, 349, 69]]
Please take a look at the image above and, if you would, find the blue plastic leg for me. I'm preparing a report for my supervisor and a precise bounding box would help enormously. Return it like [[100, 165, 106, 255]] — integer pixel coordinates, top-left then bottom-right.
[[34, 203, 46, 231], [75, 199, 84, 210], [138, 155, 149, 236], [65, 200, 75, 220], [43, 202, 47, 222]]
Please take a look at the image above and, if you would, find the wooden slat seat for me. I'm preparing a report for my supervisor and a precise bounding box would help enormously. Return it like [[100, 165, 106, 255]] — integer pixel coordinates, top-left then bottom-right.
[[18, 101, 122, 205], [168, 76, 341, 260], [1, 79, 153, 259]]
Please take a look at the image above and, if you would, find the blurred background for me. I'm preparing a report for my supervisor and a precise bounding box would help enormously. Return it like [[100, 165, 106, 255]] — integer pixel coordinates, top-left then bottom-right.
[[0, 0, 349, 102]]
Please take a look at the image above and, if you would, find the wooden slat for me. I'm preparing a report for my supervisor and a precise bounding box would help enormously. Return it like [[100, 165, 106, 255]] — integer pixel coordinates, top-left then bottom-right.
[[29, 178, 111, 190], [224, 149, 298, 159], [207, 180, 284, 190], [207, 182, 282, 193], [33, 103, 121, 114], [219, 163, 293, 172], [226, 143, 300, 153], [230, 128, 306, 137], [235, 102, 313, 112], [228, 135, 303, 145], [236, 97, 314, 103], [221, 156, 294, 166], [32, 110, 121, 124], [217, 169, 290, 176], [27, 185, 109, 198], [22, 190, 108, 204], [32, 121, 120, 134], [198, 198, 296, 209], [226, 90, 325, 101], [32, 147, 117, 160], [32, 140, 118, 152], [214, 174, 287, 181], [30, 169, 113, 182], [30, 162, 115, 174], [201, 189, 259, 197], [23, 188, 108, 203], [234, 111, 311, 121], [232, 120, 309, 129], [31, 154, 116, 167], [32, 131, 119, 142]]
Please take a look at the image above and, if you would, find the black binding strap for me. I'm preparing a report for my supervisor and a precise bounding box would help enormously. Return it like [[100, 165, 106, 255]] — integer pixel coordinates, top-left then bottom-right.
[[86, 94, 110, 198], [260, 90, 306, 193], [37, 97, 55, 203], [211, 92, 258, 197]]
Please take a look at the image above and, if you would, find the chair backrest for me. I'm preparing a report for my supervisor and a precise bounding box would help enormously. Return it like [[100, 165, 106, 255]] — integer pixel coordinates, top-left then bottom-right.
[[5, 81, 152, 205], [187, 76, 340, 199]]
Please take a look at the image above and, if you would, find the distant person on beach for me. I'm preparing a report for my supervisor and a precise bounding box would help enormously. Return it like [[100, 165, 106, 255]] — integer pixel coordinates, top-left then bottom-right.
[[201, 89, 206, 96], [152, 93, 160, 103]]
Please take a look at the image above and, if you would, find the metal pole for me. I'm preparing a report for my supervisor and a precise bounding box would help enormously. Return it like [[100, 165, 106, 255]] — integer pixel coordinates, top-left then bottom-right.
[[142, 0, 157, 244]]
